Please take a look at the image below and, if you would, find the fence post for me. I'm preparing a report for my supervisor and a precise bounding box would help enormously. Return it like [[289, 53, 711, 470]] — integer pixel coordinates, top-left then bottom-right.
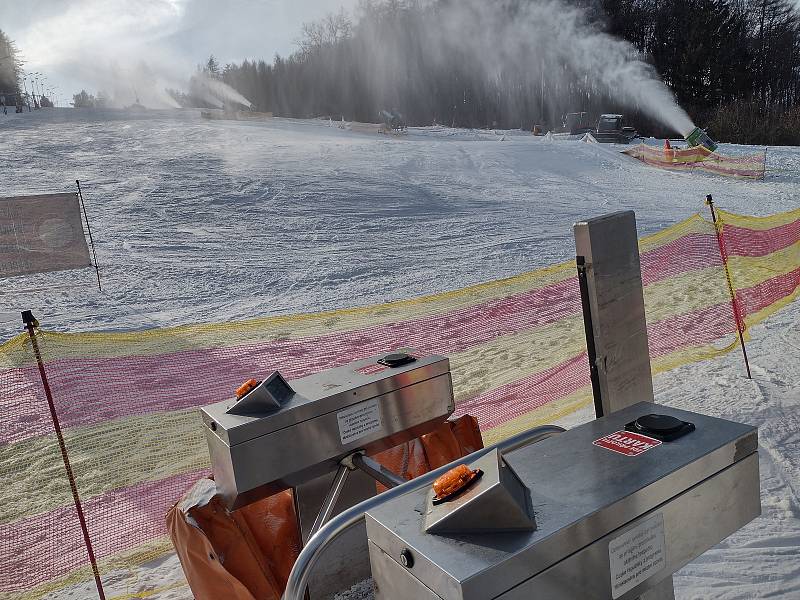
[[21, 311, 107, 600], [76, 180, 102, 292], [705, 196, 752, 379]]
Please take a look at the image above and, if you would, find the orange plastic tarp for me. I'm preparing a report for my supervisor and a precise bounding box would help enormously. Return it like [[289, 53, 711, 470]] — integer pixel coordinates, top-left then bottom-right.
[[168, 415, 483, 600]]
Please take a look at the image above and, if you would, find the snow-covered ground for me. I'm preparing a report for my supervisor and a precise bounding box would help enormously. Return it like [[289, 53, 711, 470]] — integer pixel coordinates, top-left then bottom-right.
[[1, 108, 797, 339], [2, 108, 798, 599]]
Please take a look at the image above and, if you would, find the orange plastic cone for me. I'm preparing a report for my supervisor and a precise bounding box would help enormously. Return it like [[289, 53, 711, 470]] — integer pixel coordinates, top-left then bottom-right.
[[664, 138, 675, 161]]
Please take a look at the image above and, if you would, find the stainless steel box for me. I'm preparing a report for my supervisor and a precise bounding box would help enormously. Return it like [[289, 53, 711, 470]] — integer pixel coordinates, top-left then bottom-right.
[[202, 352, 455, 509], [366, 402, 760, 600]]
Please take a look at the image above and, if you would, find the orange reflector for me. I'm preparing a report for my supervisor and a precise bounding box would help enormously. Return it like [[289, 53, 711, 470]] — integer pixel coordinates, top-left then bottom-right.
[[432, 464, 480, 501], [236, 378, 259, 399]]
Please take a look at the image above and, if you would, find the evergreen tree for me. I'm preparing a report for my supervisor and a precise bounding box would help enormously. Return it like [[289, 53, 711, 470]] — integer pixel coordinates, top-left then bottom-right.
[[72, 90, 97, 108], [0, 30, 23, 96]]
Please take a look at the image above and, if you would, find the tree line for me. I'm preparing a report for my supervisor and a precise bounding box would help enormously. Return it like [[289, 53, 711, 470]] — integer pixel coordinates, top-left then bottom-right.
[[0, 29, 54, 110], [197, 0, 799, 145], [0, 29, 23, 97]]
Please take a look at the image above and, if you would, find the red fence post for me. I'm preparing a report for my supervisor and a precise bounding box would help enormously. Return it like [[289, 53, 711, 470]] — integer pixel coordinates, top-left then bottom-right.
[[21, 311, 107, 600], [705, 196, 753, 379]]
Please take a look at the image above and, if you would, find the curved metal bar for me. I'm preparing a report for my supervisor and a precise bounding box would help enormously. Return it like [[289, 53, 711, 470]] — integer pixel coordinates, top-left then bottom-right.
[[282, 424, 566, 600]]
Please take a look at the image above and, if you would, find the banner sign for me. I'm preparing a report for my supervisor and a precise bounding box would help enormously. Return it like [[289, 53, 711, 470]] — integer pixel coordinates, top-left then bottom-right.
[[0, 193, 92, 277]]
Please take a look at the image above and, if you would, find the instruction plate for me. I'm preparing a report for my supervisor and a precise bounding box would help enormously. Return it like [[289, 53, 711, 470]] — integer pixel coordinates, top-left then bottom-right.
[[608, 513, 667, 598], [337, 398, 383, 445]]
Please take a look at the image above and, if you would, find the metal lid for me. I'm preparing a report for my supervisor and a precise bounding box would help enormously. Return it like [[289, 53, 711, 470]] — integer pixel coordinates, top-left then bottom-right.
[[634, 414, 685, 435]]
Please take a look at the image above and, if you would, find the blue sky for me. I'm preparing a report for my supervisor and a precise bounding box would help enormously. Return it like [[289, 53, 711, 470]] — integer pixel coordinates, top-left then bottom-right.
[[0, 0, 358, 101]]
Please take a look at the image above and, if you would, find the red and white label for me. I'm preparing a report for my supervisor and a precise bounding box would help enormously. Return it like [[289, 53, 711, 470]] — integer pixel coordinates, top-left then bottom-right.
[[593, 431, 662, 456], [355, 363, 388, 376]]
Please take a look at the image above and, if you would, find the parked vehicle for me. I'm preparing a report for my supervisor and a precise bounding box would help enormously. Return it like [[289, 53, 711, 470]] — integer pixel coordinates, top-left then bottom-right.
[[562, 112, 592, 135], [591, 114, 638, 143]]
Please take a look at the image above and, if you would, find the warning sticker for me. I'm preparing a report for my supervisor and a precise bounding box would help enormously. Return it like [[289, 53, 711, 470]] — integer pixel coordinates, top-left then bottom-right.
[[608, 513, 667, 598], [593, 431, 662, 457], [337, 398, 383, 445], [355, 363, 388, 376]]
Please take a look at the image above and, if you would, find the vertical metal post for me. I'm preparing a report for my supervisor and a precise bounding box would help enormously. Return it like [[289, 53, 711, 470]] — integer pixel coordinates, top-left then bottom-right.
[[706, 195, 752, 379], [638, 576, 676, 600], [574, 211, 655, 416], [574, 212, 672, 599], [75, 180, 102, 292], [576, 256, 604, 417], [21, 311, 106, 600]]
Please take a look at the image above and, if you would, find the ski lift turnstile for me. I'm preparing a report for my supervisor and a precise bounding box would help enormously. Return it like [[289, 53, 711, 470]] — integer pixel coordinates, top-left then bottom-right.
[[201, 352, 457, 597], [277, 211, 760, 600]]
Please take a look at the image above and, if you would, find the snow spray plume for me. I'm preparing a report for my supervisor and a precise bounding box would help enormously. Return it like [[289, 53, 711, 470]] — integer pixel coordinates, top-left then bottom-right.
[[357, 0, 694, 135], [93, 61, 181, 109], [190, 73, 252, 109]]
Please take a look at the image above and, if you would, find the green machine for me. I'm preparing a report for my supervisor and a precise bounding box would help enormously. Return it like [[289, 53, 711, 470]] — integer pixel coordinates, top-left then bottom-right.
[[685, 127, 718, 152]]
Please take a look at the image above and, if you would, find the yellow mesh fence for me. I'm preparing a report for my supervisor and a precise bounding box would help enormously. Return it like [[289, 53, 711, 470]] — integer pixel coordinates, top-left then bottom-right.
[[623, 144, 767, 179], [0, 207, 798, 599]]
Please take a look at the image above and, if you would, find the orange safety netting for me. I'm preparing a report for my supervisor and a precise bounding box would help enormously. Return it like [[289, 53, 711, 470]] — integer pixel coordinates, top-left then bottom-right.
[[623, 144, 767, 179], [0, 207, 797, 599]]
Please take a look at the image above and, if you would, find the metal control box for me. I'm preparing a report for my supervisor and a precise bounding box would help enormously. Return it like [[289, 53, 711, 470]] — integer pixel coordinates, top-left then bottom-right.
[[366, 402, 760, 600], [202, 352, 454, 509]]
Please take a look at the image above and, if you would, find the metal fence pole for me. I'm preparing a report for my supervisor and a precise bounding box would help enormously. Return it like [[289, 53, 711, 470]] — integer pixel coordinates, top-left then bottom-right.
[[76, 180, 102, 292], [21, 311, 107, 600], [705, 196, 752, 379]]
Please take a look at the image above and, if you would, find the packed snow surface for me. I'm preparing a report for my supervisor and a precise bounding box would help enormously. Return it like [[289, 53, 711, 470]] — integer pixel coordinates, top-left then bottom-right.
[[2, 108, 798, 599], [1, 109, 798, 339]]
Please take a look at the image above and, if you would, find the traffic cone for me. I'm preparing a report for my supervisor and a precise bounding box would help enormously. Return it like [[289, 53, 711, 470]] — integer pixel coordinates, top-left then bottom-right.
[[664, 138, 674, 161]]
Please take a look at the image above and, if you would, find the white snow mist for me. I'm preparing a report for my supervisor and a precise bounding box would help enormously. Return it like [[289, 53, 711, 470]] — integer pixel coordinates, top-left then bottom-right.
[[190, 74, 253, 109], [359, 0, 695, 135]]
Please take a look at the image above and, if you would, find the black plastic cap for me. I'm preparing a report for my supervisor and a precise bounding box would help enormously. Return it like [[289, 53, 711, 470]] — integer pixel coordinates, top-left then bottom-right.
[[625, 413, 695, 442], [378, 352, 417, 368]]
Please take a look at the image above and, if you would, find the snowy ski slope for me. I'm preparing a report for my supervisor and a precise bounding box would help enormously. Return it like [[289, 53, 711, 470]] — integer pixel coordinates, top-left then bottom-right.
[[1, 108, 798, 339]]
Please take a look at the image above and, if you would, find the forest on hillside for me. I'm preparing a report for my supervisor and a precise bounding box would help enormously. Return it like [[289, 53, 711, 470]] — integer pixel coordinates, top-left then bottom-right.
[[0, 29, 22, 97], [195, 0, 800, 144]]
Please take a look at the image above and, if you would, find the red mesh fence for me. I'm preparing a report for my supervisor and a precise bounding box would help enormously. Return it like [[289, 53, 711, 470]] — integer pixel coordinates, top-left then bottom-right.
[[0, 207, 797, 599]]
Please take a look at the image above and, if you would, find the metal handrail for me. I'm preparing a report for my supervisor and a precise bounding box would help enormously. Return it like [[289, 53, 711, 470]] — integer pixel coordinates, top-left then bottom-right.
[[282, 424, 566, 600]]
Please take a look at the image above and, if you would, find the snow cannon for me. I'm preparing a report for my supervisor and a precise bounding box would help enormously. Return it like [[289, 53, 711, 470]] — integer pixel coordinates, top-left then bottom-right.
[[685, 126, 718, 152], [201, 350, 454, 523]]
